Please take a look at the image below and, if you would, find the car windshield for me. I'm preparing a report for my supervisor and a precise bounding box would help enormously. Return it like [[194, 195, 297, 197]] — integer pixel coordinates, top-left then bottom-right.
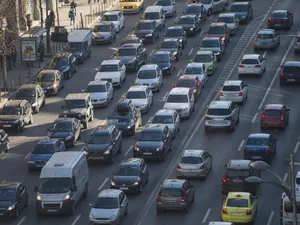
[[222, 85, 241, 91], [32, 144, 56, 154], [15, 89, 36, 99], [52, 121, 72, 132], [166, 29, 182, 37], [152, 115, 173, 124], [93, 24, 111, 32], [37, 73, 55, 82], [167, 94, 188, 103], [247, 138, 270, 146], [230, 5, 247, 12], [185, 66, 203, 74], [180, 156, 202, 164], [49, 58, 68, 68], [194, 54, 212, 62], [93, 197, 119, 209], [64, 100, 86, 109], [38, 178, 71, 194], [226, 199, 248, 207], [207, 109, 230, 115], [177, 79, 195, 88], [257, 33, 274, 39], [226, 169, 250, 177], [208, 26, 225, 34], [0, 189, 16, 201], [0, 106, 21, 115], [68, 43, 82, 51], [186, 6, 201, 14], [178, 17, 194, 25], [115, 166, 140, 176], [110, 110, 133, 119], [152, 54, 170, 63], [161, 41, 177, 48], [217, 16, 234, 23], [161, 188, 181, 197], [87, 85, 106, 93], [201, 40, 220, 47], [241, 58, 259, 64], [126, 91, 146, 99], [138, 70, 157, 79], [102, 15, 118, 21], [137, 22, 153, 30], [155, 0, 171, 6], [143, 12, 160, 20], [100, 64, 119, 72], [283, 66, 300, 73], [118, 48, 136, 56], [264, 109, 281, 116], [88, 133, 111, 144], [271, 12, 287, 18], [201, 0, 212, 4], [139, 131, 163, 141]]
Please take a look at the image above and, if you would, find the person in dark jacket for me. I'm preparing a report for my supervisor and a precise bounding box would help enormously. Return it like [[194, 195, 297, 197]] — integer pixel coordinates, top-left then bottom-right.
[[69, 8, 76, 25], [38, 41, 45, 62], [26, 14, 32, 30]]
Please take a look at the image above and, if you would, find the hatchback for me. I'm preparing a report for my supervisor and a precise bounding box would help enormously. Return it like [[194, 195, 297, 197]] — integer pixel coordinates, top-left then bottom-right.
[[219, 80, 248, 105], [217, 13, 239, 36], [254, 29, 280, 50], [279, 61, 300, 85], [238, 54, 266, 76], [294, 33, 300, 53], [154, 0, 176, 17], [261, 104, 289, 129], [151, 51, 176, 75], [192, 50, 217, 74], [205, 23, 230, 46], [183, 63, 208, 87], [268, 10, 293, 30], [159, 38, 183, 61], [136, 64, 163, 91]]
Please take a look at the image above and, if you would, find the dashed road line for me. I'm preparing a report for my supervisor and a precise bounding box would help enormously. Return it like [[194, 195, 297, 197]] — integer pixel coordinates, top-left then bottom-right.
[[124, 145, 133, 157], [16, 216, 26, 225], [202, 208, 211, 223], [294, 142, 300, 154], [263, 51, 267, 58], [283, 173, 288, 182], [24, 152, 31, 159], [188, 48, 194, 56], [199, 30, 204, 36], [98, 178, 109, 191], [267, 211, 275, 225], [71, 215, 81, 225], [163, 91, 169, 101], [176, 69, 182, 77], [251, 112, 258, 123], [149, 49, 155, 57], [237, 140, 245, 152], [1, 180, 6, 184]]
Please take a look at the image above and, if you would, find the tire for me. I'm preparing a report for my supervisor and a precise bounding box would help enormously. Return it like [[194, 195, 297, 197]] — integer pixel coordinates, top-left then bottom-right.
[[5, 141, 9, 152], [89, 113, 94, 122], [35, 105, 39, 114]]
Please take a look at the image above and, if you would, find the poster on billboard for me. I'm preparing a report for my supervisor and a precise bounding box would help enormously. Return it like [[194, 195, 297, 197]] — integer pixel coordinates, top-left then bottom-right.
[[20, 40, 37, 62]]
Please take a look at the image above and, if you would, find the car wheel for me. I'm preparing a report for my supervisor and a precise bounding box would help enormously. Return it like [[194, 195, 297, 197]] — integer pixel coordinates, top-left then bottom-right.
[[207, 8, 212, 16], [83, 185, 88, 198]]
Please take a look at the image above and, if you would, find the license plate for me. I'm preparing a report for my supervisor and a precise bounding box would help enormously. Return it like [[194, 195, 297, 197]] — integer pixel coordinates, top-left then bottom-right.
[[275, 24, 281, 27], [3, 125, 11, 127], [231, 212, 241, 215], [120, 187, 128, 190], [213, 118, 223, 121], [252, 156, 262, 159], [287, 79, 295, 81], [143, 152, 152, 155], [226, 93, 236, 96], [233, 179, 242, 182], [47, 209, 57, 212]]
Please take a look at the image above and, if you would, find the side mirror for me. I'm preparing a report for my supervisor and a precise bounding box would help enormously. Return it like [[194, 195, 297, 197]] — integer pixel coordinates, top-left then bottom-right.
[[72, 186, 78, 192], [172, 84, 176, 88], [89, 203, 93, 207], [82, 89, 86, 92], [34, 186, 38, 192]]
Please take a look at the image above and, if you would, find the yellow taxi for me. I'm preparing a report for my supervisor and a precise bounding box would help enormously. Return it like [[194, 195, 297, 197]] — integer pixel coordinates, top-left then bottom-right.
[[221, 192, 257, 224], [120, 0, 144, 13], [192, 51, 217, 75]]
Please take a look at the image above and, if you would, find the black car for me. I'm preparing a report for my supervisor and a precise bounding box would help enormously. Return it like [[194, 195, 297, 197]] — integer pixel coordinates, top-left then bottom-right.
[[279, 61, 300, 85], [159, 38, 183, 61], [0, 182, 28, 219], [47, 118, 81, 148], [110, 158, 149, 194], [0, 100, 33, 132], [120, 35, 144, 46], [133, 20, 159, 44], [83, 125, 122, 163], [0, 129, 9, 153], [133, 124, 172, 161], [221, 159, 260, 195], [185, 3, 206, 23], [268, 10, 293, 30], [108, 100, 142, 136], [48, 53, 77, 79], [177, 15, 201, 36], [165, 26, 187, 48], [35, 70, 64, 96]]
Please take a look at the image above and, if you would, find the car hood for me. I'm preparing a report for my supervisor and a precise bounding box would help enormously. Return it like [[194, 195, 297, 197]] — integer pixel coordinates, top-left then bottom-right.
[[136, 141, 163, 149], [95, 72, 120, 80], [56, 66, 70, 72], [36, 82, 54, 88], [0, 115, 21, 121], [89, 92, 108, 100], [114, 56, 136, 64], [113, 175, 140, 185], [162, 6, 174, 12], [28, 154, 53, 161], [62, 108, 87, 114], [231, 12, 247, 18], [199, 47, 221, 53], [164, 102, 190, 109], [137, 78, 158, 85], [93, 32, 111, 37], [134, 30, 153, 36], [0, 201, 15, 209], [90, 208, 119, 219], [87, 143, 111, 151], [159, 48, 177, 53], [49, 132, 70, 139], [129, 99, 148, 107]]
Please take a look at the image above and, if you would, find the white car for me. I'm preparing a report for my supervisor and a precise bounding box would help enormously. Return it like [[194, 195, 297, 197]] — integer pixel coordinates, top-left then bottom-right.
[[238, 54, 267, 76], [135, 64, 163, 91], [219, 80, 248, 105], [85, 81, 114, 107], [154, 0, 176, 17], [123, 86, 153, 113], [183, 63, 208, 87], [95, 60, 126, 88], [101, 11, 125, 32]]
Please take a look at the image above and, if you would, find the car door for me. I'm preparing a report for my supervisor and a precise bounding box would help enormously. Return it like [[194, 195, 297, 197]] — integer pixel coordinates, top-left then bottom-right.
[[189, 93, 194, 109], [118, 192, 126, 216], [241, 82, 248, 97], [173, 111, 180, 132], [106, 82, 113, 101], [0, 131, 5, 152], [37, 86, 44, 106], [146, 88, 153, 106], [16, 185, 25, 209], [258, 55, 266, 70], [283, 105, 290, 121], [203, 151, 212, 170], [182, 181, 192, 203]]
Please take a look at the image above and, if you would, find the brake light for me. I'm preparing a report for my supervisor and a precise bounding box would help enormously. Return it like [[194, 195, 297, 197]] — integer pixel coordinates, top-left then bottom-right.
[[282, 19, 287, 22], [222, 208, 227, 214], [222, 177, 230, 183], [225, 117, 231, 120], [280, 71, 284, 76], [262, 113, 266, 119], [200, 164, 205, 169], [239, 92, 243, 96], [244, 147, 248, 153], [246, 209, 252, 215], [156, 196, 161, 202], [255, 65, 261, 68], [266, 148, 271, 152], [269, 19, 274, 22], [181, 197, 185, 202], [205, 116, 211, 120], [220, 91, 224, 96], [239, 64, 245, 68], [280, 114, 284, 120], [177, 164, 181, 169]]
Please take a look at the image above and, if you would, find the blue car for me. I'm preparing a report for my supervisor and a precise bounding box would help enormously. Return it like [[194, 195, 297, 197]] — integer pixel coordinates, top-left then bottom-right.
[[48, 53, 77, 80], [27, 139, 65, 171], [151, 51, 176, 76], [243, 133, 277, 164]]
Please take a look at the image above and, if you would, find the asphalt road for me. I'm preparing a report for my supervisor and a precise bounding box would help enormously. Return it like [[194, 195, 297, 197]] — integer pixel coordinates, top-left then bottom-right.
[[0, 0, 299, 224]]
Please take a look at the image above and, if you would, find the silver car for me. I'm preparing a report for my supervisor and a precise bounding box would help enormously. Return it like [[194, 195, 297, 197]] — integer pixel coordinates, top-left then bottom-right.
[[135, 64, 163, 91], [89, 189, 128, 225], [92, 22, 116, 44], [84, 81, 114, 107], [219, 80, 248, 105], [254, 29, 280, 50], [154, 0, 176, 17], [217, 13, 239, 35], [148, 109, 180, 138], [176, 149, 212, 179], [202, 0, 229, 16], [183, 63, 208, 87], [294, 32, 300, 53]]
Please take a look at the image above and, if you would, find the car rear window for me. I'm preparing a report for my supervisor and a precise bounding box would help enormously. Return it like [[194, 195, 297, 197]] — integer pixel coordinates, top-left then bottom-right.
[[241, 59, 259, 64], [226, 198, 248, 207], [283, 66, 300, 74], [160, 188, 182, 197], [271, 12, 287, 18], [257, 33, 274, 39], [226, 169, 250, 177], [264, 109, 281, 116], [222, 85, 241, 91], [246, 138, 270, 146], [180, 156, 202, 164], [207, 108, 230, 116]]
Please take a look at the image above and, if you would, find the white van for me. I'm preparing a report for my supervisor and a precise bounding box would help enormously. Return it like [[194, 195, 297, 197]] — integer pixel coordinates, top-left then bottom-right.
[[281, 190, 300, 225], [34, 151, 89, 215], [142, 6, 165, 29]]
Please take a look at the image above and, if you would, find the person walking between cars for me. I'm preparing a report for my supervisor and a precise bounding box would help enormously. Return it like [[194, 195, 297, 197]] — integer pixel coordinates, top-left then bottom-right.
[[38, 41, 45, 62], [69, 8, 76, 25]]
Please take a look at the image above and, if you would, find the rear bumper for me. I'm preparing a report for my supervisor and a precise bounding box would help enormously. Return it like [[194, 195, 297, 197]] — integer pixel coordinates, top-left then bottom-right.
[[156, 202, 188, 210], [221, 214, 253, 224], [244, 152, 272, 161], [261, 120, 285, 127], [220, 96, 244, 103], [268, 23, 290, 29], [254, 41, 277, 49], [238, 68, 263, 75], [176, 169, 206, 178], [205, 120, 232, 128], [280, 76, 300, 83], [36, 200, 73, 215]]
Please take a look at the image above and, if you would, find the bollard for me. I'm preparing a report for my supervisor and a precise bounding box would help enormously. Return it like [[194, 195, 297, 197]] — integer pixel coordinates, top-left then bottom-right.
[[12, 81, 14, 92], [8, 82, 10, 94], [18, 74, 21, 85]]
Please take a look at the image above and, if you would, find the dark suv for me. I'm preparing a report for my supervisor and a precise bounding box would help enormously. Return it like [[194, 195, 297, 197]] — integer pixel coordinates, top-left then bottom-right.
[[133, 124, 172, 161], [48, 52, 77, 79], [221, 159, 260, 195], [83, 125, 122, 163], [279, 61, 300, 85], [133, 20, 159, 43], [59, 93, 94, 129]]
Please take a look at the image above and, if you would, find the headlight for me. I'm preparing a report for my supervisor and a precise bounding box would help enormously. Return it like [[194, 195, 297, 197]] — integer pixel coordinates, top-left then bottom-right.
[[84, 150, 88, 155], [183, 107, 189, 111], [133, 181, 139, 185], [64, 194, 70, 200], [111, 181, 116, 186], [156, 147, 163, 151], [32, 103, 37, 107], [135, 147, 140, 151], [89, 214, 95, 220], [190, 28, 194, 31], [104, 149, 111, 154], [7, 205, 15, 211], [221, 37, 225, 41], [146, 34, 152, 37], [215, 52, 220, 55], [173, 51, 178, 56], [13, 120, 20, 124], [179, 39, 182, 42], [110, 215, 117, 219], [37, 195, 42, 201]]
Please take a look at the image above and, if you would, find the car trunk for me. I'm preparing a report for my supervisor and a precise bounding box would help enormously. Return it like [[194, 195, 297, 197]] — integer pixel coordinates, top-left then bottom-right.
[[160, 188, 183, 205], [263, 109, 282, 124]]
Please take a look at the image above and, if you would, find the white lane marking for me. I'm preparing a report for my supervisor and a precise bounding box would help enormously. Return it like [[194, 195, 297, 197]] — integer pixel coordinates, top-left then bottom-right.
[[149, 49, 155, 57], [176, 69, 182, 77], [188, 48, 194, 56], [251, 112, 258, 124], [175, 15, 180, 22], [24, 152, 31, 159], [71, 215, 81, 225], [16, 216, 26, 225], [294, 142, 300, 154], [283, 173, 288, 182], [202, 208, 211, 223], [262, 51, 267, 58], [124, 145, 133, 157], [1, 180, 6, 184], [98, 178, 109, 191], [185, 0, 189, 5], [199, 30, 204, 36], [258, 39, 295, 110], [267, 211, 275, 225], [163, 91, 169, 101], [237, 140, 245, 152]]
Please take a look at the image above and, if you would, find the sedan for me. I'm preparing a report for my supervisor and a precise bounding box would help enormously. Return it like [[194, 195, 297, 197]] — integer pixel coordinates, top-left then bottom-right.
[[268, 10, 293, 30], [136, 64, 163, 91], [92, 22, 116, 44], [35, 70, 64, 96], [238, 54, 267, 77], [133, 20, 159, 44], [183, 63, 208, 87], [84, 81, 114, 107], [254, 29, 280, 50], [154, 0, 176, 17], [159, 38, 182, 61], [165, 26, 187, 48]]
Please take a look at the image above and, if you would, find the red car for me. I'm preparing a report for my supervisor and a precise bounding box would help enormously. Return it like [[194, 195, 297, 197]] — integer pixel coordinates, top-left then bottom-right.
[[172, 75, 202, 100], [205, 22, 230, 46], [261, 104, 290, 130]]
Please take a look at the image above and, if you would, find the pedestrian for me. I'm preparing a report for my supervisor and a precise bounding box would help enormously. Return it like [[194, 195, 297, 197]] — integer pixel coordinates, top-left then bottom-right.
[[26, 14, 32, 30], [70, 0, 77, 9], [38, 41, 45, 62], [11, 44, 17, 66], [49, 10, 55, 27], [69, 8, 76, 25]]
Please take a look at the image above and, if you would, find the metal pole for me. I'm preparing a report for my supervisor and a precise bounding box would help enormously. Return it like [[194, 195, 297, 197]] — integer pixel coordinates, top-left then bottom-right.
[[291, 154, 298, 225], [46, 0, 50, 53]]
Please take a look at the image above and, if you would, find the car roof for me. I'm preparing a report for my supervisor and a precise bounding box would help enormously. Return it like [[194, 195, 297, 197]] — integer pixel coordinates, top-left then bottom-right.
[[167, 26, 183, 30], [0, 182, 20, 189], [5, 100, 24, 107], [97, 189, 122, 198], [248, 133, 271, 139], [232, 2, 250, 5], [101, 59, 121, 65], [162, 38, 177, 42], [284, 61, 300, 66], [169, 87, 190, 95], [154, 51, 170, 55], [210, 22, 226, 27], [227, 159, 251, 169], [219, 13, 235, 17], [66, 93, 89, 100], [162, 179, 185, 188], [143, 124, 165, 131], [178, 75, 196, 80], [154, 109, 176, 116], [257, 29, 274, 34], [120, 43, 139, 48], [180, 15, 197, 19], [242, 54, 260, 59], [139, 64, 158, 70], [264, 104, 284, 110], [186, 63, 204, 68], [39, 69, 58, 74], [208, 101, 231, 109], [128, 85, 148, 91], [272, 10, 287, 14], [103, 10, 120, 15], [37, 139, 57, 145], [227, 192, 251, 199], [88, 81, 107, 86], [54, 117, 74, 123], [223, 80, 242, 86], [182, 149, 204, 157], [196, 50, 214, 55], [120, 158, 143, 166], [20, 84, 38, 89], [203, 37, 220, 41]]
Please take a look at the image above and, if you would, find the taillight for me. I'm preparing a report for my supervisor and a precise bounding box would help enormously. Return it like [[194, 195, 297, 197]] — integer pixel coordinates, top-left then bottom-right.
[[280, 71, 284, 76], [177, 164, 181, 169], [244, 147, 248, 153], [200, 164, 205, 169], [181, 197, 185, 202], [225, 117, 231, 120], [280, 209, 283, 217], [246, 209, 252, 215], [156, 196, 161, 202], [238, 92, 243, 96], [266, 148, 271, 152], [269, 19, 274, 22], [239, 64, 245, 68], [262, 113, 266, 119], [222, 177, 230, 183], [255, 65, 261, 68], [280, 114, 284, 120], [205, 116, 211, 120], [282, 19, 287, 22], [220, 91, 224, 96], [222, 208, 227, 214]]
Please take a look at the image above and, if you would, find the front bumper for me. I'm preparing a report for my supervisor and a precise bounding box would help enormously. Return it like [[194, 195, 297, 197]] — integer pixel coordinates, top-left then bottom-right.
[[116, 125, 135, 135], [254, 41, 277, 49], [60, 114, 87, 124], [43, 87, 56, 96], [92, 99, 108, 107], [238, 17, 248, 24], [36, 199, 73, 215], [111, 183, 141, 193], [89, 218, 119, 225], [176, 169, 206, 178], [124, 62, 137, 71], [133, 149, 164, 159], [261, 120, 284, 128], [0, 209, 18, 218], [185, 29, 196, 36], [137, 36, 154, 43], [86, 151, 112, 162], [205, 120, 232, 128], [134, 105, 148, 113], [0, 122, 23, 131], [221, 214, 253, 224], [92, 37, 112, 44]]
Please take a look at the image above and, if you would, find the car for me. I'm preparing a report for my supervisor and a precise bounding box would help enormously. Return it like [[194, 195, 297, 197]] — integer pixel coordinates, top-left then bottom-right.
[[221, 192, 257, 224], [183, 63, 208, 86], [185, 4, 207, 23], [163, 87, 195, 118], [91, 22, 117, 44], [142, 6, 166, 29], [113, 43, 147, 72], [133, 20, 160, 43], [48, 52, 77, 79], [111, 158, 149, 193], [47, 118, 81, 148], [88, 189, 128, 224], [156, 179, 195, 212], [95, 60, 126, 88], [177, 15, 201, 36], [83, 125, 122, 163], [217, 13, 239, 36], [59, 93, 94, 129], [192, 50, 217, 75], [35, 70, 64, 96], [84, 81, 114, 107], [120, 35, 143, 46], [294, 33, 300, 53], [254, 29, 280, 50], [221, 159, 260, 195], [0, 100, 33, 132], [205, 22, 230, 46], [229, 2, 253, 24], [159, 38, 183, 61], [133, 124, 172, 161], [268, 10, 293, 30], [202, 0, 229, 16], [0, 182, 28, 218], [154, 0, 176, 17], [14, 84, 45, 113], [0, 129, 9, 153], [27, 139, 65, 171], [147, 109, 180, 138], [244, 133, 277, 164], [199, 37, 225, 61], [122, 86, 153, 113], [219, 80, 248, 105], [260, 104, 289, 130], [238, 54, 267, 77], [164, 26, 187, 48], [108, 100, 142, 135], [204, 101, 239, 132], [279, 61, 300, 85], [151, 51, 176, 75], [173, 75, 202, 100], [176, 149, 212, 179], [100, 11, 125, 32], [135, 64, 163, 91], [209, 223, 233, 225], [120, 0, 144, 13]]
